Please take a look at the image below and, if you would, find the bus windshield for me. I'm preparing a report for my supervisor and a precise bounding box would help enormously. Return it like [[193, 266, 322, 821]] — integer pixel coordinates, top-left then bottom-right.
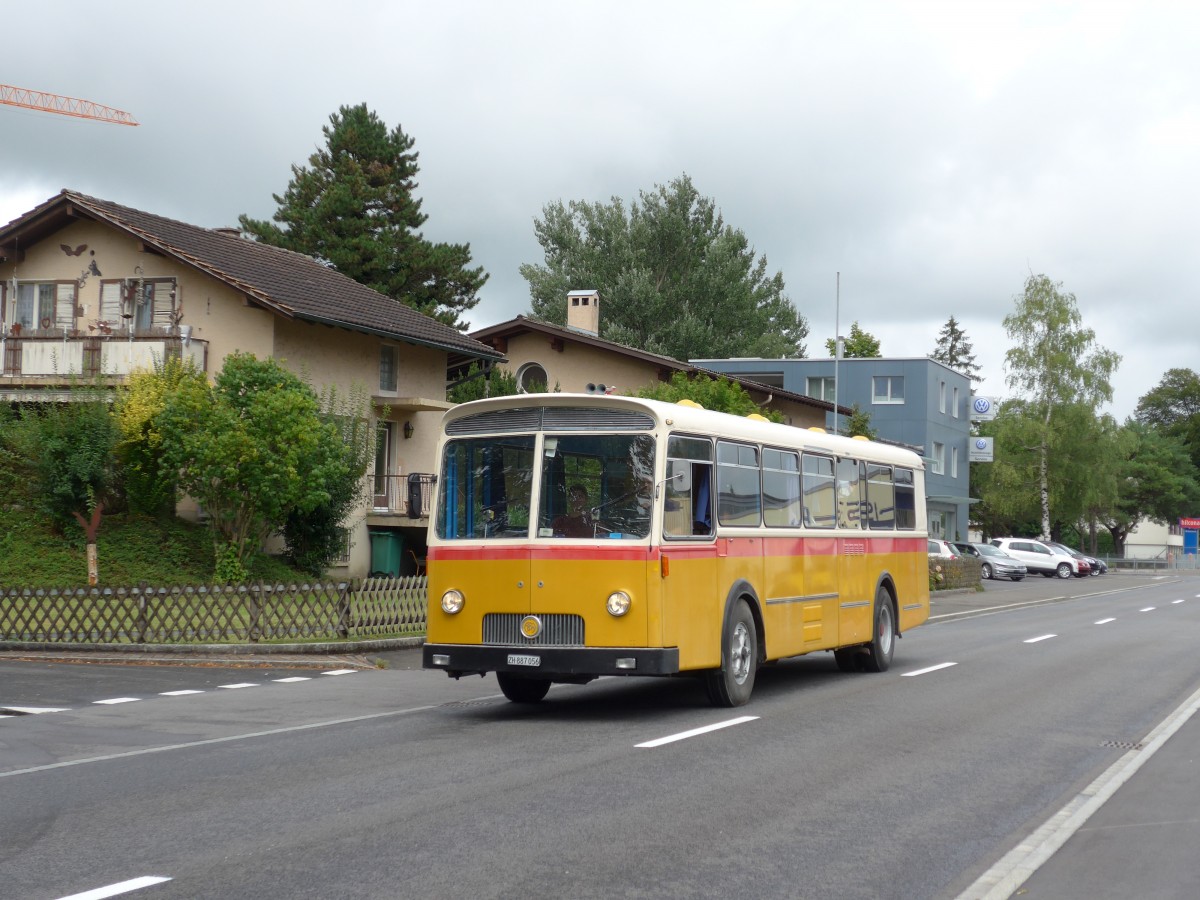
[[437, 432, 655, 540]]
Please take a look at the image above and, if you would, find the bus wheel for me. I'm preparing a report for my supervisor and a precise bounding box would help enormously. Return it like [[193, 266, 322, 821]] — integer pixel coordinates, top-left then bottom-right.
[[497, 673, 551, 704], [705, 599, 758, 707], [862, 587, 895, 673]]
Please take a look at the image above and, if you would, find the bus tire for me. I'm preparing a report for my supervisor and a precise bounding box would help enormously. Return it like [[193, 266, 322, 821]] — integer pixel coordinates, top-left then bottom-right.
[[497, 673, 551, 704], [862, 586, 895, 673], [704, 598, 758, 707]]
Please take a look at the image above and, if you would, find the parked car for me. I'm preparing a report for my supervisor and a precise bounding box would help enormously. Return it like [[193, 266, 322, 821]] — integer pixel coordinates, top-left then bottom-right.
[[990, 537, 1081, 579], [928, 539, 960, 558], [1045, 541, 1106, 575], [952, 541, 1027, 581]]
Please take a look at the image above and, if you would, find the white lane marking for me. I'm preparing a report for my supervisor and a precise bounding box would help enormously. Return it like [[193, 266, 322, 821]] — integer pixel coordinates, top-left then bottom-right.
[[0, 704, 439, 779], [1094, 618, 1116, 625], [272, 676, 311, 683], [1173, 599, 1186, 604], [1024, 634, 1057, 643], [217, 683, 258, 689], [55, 875, 171, 900], [3, 706, 71, 714], [902, 662, 958, 677], [958, 682, 1200, 899], [636, 715, 758, 748], [1140, 607, 1156, 612], [321, 669, 357, 676], [94, 698, 140, 705], [159, 690, 203, 697]]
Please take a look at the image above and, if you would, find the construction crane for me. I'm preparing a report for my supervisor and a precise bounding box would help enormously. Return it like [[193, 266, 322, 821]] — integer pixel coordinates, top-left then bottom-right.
[[0, 83, 138, 126]]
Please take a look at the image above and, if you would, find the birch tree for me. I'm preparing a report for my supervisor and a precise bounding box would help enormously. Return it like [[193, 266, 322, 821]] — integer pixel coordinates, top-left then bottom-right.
[[1002, 274, 1120, 540]]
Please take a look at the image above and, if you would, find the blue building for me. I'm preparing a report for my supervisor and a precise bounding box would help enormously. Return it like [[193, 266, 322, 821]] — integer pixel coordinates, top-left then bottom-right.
[[692, 356, 975, 541]]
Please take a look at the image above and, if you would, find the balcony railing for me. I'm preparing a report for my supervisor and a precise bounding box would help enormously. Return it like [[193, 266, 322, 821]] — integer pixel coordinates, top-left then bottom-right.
[[0, 332, 207, 379], [372, 473, 436, 518]]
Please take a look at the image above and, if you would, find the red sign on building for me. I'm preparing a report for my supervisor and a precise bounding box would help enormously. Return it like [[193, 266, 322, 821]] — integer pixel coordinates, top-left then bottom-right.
[[1179, 518, 1200, 530]]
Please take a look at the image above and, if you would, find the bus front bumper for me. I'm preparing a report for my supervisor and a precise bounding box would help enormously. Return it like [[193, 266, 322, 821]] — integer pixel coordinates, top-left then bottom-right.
[[423, 644, 680, 679]]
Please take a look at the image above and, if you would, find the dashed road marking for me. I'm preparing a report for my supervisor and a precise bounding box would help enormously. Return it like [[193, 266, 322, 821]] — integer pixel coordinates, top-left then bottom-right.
[[321, 669, 358, 676], [94, 698, 140, 705], [902, 662, 957, 676], [159, 689, 203, 696], [1095, 618, 1116, 625], [54, 875, 171, 899], [218, 683, 259, 689], [1140, 606, 1156, 612], [636, 715, 758, 748], [1024, 634, 1057, 643], [273, 676, 311, 683]]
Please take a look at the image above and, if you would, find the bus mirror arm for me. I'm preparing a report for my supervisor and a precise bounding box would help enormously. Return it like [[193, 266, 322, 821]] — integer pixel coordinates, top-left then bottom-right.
[[654, 471, 685, 500]]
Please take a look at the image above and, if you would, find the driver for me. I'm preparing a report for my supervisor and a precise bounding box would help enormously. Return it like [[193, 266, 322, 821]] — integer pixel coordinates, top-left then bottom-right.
[[552, 484, 594, 537]]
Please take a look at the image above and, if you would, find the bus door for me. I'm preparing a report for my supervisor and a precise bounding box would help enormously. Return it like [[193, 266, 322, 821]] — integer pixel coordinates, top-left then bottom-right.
[[431, 437, 536, 644], [836, 457, 873, 644], [659, 438, 720, 670]]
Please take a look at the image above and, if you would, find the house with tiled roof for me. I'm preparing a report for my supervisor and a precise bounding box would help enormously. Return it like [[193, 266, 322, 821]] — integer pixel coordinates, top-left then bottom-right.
[[468, 289, 840, 429], [0, 189, 503, 577]]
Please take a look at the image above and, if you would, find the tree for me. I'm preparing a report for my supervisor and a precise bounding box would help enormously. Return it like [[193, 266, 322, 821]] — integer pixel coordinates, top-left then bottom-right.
[[156, 354, 354, 581], [114, 358, 194, 517], [1099, 422, 1200, 555], [1002, 274, 1120, 540], [930, 315, 983, 383], [632, 371, 783, 422], [2, 390, 120, 584], [824, 321, 881, 358], [448, 363, 519, 404], [842, 403, 877, 439], [1134, 368, 1200, 470], [239, 103, 487, 329], [521, 174, 809, 361], [281, 384, 376, 576]]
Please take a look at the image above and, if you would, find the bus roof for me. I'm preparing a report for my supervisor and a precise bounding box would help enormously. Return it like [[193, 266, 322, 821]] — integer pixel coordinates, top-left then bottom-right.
[[440, 393, 925, 470]]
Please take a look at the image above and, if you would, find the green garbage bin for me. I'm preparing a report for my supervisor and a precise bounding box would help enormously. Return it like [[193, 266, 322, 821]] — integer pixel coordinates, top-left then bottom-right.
[[368, 529, 404, 577]]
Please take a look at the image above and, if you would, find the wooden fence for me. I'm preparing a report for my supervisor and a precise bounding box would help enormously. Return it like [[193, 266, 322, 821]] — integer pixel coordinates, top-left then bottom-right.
[[0, 576, 428, 645]]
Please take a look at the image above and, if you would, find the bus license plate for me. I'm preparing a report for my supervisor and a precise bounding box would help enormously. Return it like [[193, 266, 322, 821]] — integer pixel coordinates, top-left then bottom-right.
[[507, 654, 541, 667]]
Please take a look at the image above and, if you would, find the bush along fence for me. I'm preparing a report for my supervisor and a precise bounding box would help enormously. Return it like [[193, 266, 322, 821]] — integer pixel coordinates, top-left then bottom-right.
[[0, 576, 428, 645], [929, 556, 981, 591]]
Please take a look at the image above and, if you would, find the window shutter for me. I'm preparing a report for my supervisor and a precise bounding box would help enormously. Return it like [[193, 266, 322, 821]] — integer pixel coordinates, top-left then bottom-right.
[[100, 282, 123, 323], [151, 280, 176, 330], [56, 283, 76, 330]]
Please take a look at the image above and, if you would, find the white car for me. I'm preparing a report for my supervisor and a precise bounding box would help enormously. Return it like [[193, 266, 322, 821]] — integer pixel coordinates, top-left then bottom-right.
[[928, 539, 960, 558], [990, 537, 1080, 579]]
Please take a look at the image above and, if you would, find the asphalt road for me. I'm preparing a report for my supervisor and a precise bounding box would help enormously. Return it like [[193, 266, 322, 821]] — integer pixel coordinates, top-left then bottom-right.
[[1, 572, 1197, 900]]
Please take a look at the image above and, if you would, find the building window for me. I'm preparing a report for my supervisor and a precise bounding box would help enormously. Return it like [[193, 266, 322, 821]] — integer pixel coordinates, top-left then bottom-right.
[[932, 441, 945, 475], [939, 381, 946, 414], [379, 345, 398, 392], [516, 362, 548, 393], [98, 278, 176, 334], [951, 445, 959, 479], [951, 386, 960, 418], [872, 375, 904, 404], [806, 376, 835, 402], [16, 281, 75, 333]]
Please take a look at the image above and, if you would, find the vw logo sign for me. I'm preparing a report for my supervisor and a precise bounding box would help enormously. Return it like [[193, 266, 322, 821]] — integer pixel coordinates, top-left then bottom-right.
[[972, 397, 992, 415], [975, 438, 988, 450]]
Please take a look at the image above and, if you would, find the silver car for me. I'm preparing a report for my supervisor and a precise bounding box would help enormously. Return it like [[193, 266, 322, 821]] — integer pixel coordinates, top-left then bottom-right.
[[953, 541, 1028, 581]]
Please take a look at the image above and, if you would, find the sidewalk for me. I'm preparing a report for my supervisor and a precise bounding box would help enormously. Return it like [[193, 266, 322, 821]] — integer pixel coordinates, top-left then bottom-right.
[[0, 635, 425, 669]]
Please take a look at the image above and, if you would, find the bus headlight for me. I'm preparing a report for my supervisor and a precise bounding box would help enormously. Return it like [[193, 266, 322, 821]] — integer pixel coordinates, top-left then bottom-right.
[[441, 590, 465, 614], [606, 591, 631, 617]]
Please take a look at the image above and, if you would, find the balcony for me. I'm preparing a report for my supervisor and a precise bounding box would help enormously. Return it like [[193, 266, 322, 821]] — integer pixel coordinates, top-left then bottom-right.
[[0, 331, 208, 386], [371, 472, 436, 520]]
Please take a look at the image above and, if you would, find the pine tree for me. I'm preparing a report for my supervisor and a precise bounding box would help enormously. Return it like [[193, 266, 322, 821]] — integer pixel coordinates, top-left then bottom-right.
[[931, 316, 982, 383], [239, 104, 487, 329]]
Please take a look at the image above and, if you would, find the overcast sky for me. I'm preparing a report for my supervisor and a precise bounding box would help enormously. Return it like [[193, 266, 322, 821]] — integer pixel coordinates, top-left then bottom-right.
[[2, 1, 1195, 419]]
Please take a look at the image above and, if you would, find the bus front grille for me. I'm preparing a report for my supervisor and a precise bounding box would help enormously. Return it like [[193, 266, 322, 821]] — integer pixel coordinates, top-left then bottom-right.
[[483, 613, 585, 646]]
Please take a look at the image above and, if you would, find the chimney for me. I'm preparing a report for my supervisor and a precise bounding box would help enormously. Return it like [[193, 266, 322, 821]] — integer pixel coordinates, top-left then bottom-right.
[[212, 226, 243, 238], [566, 289, 600, 336]]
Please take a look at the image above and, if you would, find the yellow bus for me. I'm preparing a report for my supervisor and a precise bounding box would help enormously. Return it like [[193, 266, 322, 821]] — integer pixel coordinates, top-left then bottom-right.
[[423, 394, 930, 706]]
